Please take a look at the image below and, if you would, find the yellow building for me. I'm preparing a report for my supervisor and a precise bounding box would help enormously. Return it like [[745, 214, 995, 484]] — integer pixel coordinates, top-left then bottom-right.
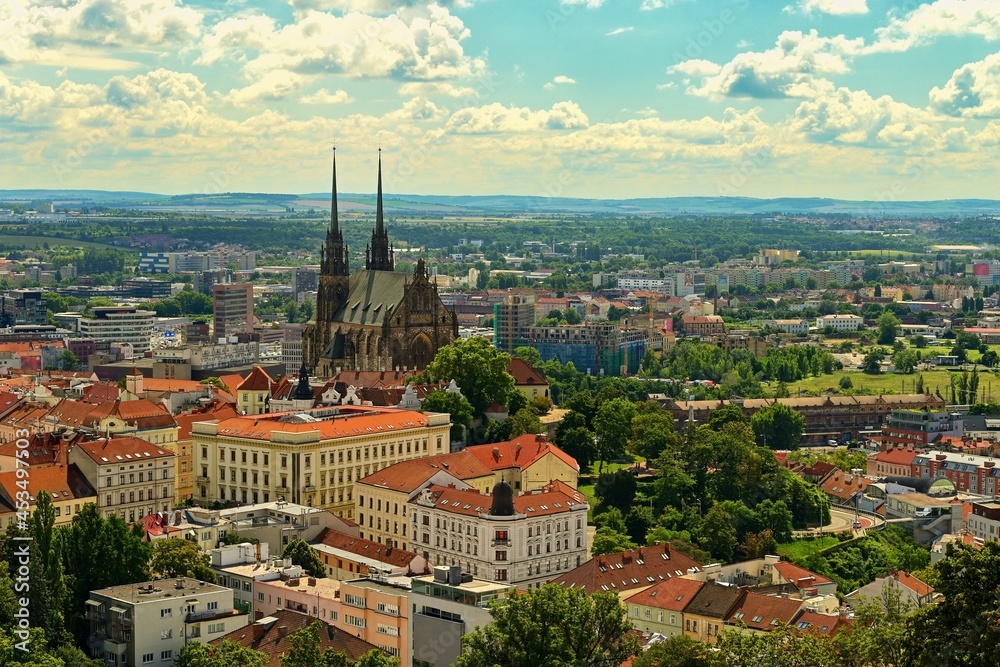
[[173, 402, 240, 503], [507, 358, 550, 402], [235, 366, 274, 416], [464, 434, 580, 492], [191, 405, 451, 520]]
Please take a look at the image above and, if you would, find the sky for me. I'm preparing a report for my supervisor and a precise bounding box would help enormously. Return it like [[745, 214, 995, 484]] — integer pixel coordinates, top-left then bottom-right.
[[3, 0, 1000, 200]]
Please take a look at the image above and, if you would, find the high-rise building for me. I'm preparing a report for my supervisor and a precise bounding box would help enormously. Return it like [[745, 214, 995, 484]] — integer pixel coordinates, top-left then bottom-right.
[[492, 293, 535, 353], [79, 307, 155, 354], [213, 282, 254, 340]]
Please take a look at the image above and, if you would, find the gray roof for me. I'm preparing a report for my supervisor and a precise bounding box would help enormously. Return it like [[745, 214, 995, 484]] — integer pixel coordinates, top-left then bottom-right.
[[333, 270, 408, 327]]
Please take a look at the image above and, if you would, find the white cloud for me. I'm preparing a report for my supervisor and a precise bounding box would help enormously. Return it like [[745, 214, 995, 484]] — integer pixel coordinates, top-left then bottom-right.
[[791, 86, 939, 147], [446, 101, 589, 133], [397, 82, 478, 98], [930, 52, 1000, 118], [198, 6, 484, 81], [559, 0, 606, 8], [799, 0, 868, 15], [544, 75, 577, 91], [872, 0, 1000, 53], [225, 71, 308, 107], [673, 30, 864, 99], [606, 27, 634, 36], [0, 0, 202, 66], [301, 88, 354, 104], [287, 0, 476, 11]]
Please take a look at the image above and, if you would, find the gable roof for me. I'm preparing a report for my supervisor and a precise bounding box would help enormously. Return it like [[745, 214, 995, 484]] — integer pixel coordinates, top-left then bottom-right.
[[684, 581, 743, 619], [312, 528, 418, 569], [333, 270, 410, 327], [211, 609, 382, 667], [871, 447, 921, 467], [623, 577, 704, 612], [552, 543, 702, 594], [891, 570, 934, 598], [772, 561, 833, 589], [725, 590, 804, 631], [73, 436, 174, 464], [465, 434, 579, 473], [0, 463, 96, 506], [506, 358, 547, 386], [237, 366, 274, 392], [792, 610, 848, 636], [358, 450, 494, 493]]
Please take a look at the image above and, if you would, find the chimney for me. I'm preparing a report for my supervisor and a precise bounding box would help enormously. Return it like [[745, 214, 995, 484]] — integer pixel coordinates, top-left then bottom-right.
[[252, 623, 267, 640], [492, 446, 500, 461], [277, 625, 288, 639], [57, 442, 69, 467]]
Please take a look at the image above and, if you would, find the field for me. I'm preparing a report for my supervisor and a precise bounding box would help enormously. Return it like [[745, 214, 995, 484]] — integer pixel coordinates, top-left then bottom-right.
[[776, 536, 841, 561], [783, 368, 1000, 401], [0, 235, 120, 250]]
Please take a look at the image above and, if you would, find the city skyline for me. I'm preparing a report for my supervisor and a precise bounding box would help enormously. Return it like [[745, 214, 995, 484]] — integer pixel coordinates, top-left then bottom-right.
[[3, 0, 1000, 199]]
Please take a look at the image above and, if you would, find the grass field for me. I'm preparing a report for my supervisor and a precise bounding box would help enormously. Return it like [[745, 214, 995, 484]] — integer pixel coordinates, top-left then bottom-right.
[[777, 536, 841, 561], [783, 368, 1000, 401], [0, 235, 119, 250]]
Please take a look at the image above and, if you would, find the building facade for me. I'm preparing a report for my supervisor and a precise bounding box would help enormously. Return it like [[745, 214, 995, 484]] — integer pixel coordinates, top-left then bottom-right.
[[213, 282, 254, 339], [80, 307, 155, 355], [70, 436, 176, 522]]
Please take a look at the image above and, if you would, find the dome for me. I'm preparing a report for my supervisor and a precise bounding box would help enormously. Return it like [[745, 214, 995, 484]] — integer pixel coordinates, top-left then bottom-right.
[[490, 480, 515, 517]]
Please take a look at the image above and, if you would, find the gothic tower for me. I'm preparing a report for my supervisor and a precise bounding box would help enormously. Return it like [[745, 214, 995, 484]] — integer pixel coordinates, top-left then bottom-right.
[[365, 149, 395, 272]]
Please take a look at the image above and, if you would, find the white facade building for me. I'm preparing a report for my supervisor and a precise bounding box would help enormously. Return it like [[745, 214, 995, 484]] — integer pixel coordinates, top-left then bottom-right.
[[817, 314, 863, 331], [80, 307, 156, 354]]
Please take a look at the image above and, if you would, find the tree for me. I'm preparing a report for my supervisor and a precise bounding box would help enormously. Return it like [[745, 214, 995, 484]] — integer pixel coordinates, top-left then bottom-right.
[[563, 307, 582, 325], [630, 407, 678, 461], [422, 390, 474, 442], [593, 398, 636, 470], [281, 539, 326, 579], [911, 334, 928, 349], [174, 640, 269, 667], [905, 541, 1000, 667], [57, 350, 79, 370], [624, 506, 655, 544], [529, 395, 553, 415], [150, 539, 216, 583], [456, 585, 640, 667], [839, 375, 853, 390], [594, 470, 637, 511], [423, 337, 516, 417], [591, 527, 637, 556], [632, 635, 720, 667], [699, 504, 738, 563], [981, 350, 999, 367], [750, 402, 805, 450], [556, 426, 597, 473], [739, 529, 778, 560], [862, 348, 886, 374], [512, 346, 541, 367], [508, 408, 543, 437], [876, 312, 901, 345], [891, 348, 918, 374]]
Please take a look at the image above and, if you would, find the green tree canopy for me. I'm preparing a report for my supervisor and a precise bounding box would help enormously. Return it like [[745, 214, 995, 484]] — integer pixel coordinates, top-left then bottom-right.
[[150, 538, 217, 583], [423, 337, 517, 417], [750, 402, 805, 450], [422, 390, 474, 442], [281, 539, 326, 579]]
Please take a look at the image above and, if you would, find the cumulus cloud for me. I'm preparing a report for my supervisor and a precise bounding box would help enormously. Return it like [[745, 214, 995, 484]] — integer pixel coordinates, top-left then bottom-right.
[[397, 82, 478, 98], [672, 30, 864, 99], [225, 71, 308, 107], [446, 101, 589, 133], [301, 88, 355, 104], [544, 75, 576, 90], [0, 0, 202, 66], [197, 5, 484, 81], [871, 0, 1000, 53], [798, 0, 868, 15], [791, 86, 939, 147], [930, 52, 1000, 118]]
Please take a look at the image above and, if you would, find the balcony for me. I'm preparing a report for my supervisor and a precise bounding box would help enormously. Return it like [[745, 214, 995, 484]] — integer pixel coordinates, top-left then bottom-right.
[[186, 627, 201, 639], [491, 538, 511, 547]]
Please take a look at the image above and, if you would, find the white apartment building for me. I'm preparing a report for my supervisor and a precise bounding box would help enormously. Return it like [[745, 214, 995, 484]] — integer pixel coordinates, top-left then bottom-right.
[[764, 318, 810, 335], [817, 314, 863, 331], [80, 307, 155, 354], [85, 577, 248, 667], [408, 480, 588, 588], [617, 272, 672, 294], [968, 501, 1000, 543]]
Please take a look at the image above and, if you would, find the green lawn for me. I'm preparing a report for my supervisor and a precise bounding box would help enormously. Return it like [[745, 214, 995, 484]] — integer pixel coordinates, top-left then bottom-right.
[[784, 367, 1000, 402], [777, 536, 841, 562]]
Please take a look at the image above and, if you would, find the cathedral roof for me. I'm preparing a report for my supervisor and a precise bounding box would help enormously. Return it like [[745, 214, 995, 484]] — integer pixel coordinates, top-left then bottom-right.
[[331, 270, 410, 327]]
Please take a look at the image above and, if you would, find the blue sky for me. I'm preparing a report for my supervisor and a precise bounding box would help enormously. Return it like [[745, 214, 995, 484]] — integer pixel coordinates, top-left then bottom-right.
[[3, 0, 1000, 199]]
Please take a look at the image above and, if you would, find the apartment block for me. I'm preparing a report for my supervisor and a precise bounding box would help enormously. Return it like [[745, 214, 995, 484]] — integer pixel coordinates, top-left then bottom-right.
[[80, 307, 155, 354], [70, 436, 176, 522], [213, 282, 254, 339]]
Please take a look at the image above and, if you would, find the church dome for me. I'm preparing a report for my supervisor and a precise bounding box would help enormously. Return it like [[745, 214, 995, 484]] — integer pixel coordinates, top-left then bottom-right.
[[490, 480, 515, 517]]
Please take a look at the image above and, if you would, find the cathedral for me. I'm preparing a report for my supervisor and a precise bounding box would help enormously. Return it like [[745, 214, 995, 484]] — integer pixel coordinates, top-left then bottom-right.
[[302, 150, 458, 376]]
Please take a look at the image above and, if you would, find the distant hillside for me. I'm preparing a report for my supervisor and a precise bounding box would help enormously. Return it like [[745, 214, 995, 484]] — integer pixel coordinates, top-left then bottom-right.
[[3, 189, 1000, 216]]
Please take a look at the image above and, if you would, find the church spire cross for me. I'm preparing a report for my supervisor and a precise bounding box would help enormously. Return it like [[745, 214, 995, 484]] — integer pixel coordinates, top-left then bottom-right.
[[330, 145, 339, 235], [366, 148, 394, 271], [322, 144, 349, 277]]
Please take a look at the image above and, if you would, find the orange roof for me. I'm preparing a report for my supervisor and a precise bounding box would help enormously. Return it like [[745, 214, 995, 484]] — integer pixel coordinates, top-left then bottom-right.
[[0, 401, 48, 429], [218, 373, 249, 395], [175, 402, 240, 441], [773, 561, 832, 589], [82, 383, 120, 404], [211, 407, 429, 441], [237, 366, 273, 392], [466, 434, 579, 473], [725, 590, 804, 631], [552, 543, 702, 593], [0, 463, 96, 505], [0, 391, 21, 414], [514, 480, 587, 515], [819, 469, 870, 501], [141, 377, 209, 393], [891, 571, 934, 598], [313, 528, 418, 569], [506, 358, 547, 386], [411, 485, 491, 517], [358, 450, 494, 493], [623, 576, 704, 611], [792, 610, 848, 636], [332, 370, 410, 388], [73, 436, 174, 464], [872, 447, 921, 466]]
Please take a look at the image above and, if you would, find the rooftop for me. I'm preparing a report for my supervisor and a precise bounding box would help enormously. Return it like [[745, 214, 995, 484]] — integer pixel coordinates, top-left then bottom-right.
[[552, 543, 702, 594], [90, 577, 230, 604]]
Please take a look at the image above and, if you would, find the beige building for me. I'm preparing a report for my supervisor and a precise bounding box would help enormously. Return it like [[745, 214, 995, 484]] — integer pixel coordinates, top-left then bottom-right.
[[70, 436, 176, 522], [191, 405, 451, 520], [464, 435, 580, 493], [86, 577, 248, 667], [236, 366, 274, 416]]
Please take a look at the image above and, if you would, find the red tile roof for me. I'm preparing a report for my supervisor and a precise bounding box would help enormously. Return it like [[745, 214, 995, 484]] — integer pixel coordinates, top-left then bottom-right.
[[792, 610, 848, 636], [312, 528, 418, 569], [358, 450, 494, 493], [413, 481, 587, 519], [891, 570, 934, 598], [211, 609, 382, 667], [552, 543, 703, 593], [82, 383, 120, 404], [623, 576, 704, 611], [175, 402, 240, 441], [773, 561, 833, 589], [0, 463, 96, 506], [506, 358, 547, 386], [73, 436, 174, 464], [871, 447, 921, 467], [236, 366, 273, 392], [0, 391, 21, 414], [466, 434, 579, 473], [211, 407, 430, 441], [819, 469, 870, 501], [725, 590, 804, 631]]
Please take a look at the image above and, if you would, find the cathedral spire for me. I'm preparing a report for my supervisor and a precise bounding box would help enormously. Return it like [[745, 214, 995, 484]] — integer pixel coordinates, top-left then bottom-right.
[[323, 145, 348, 277], [366, 148, 394, 271]]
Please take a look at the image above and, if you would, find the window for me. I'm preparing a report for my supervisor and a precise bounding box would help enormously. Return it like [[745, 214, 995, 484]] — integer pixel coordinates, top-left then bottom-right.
[[160, 630, 172, 640], [495, 569, 508, 581], [161, 651, 172, 661], [207, 601, 218, 611], [142, 654, 154, 664], [495, 551, 507, 561], [160, 608, 172, 618], [207, 623, 225, 634]]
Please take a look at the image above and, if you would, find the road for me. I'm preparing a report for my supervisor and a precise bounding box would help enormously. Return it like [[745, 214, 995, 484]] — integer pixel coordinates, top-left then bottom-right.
[[792, 507, 877, 538]]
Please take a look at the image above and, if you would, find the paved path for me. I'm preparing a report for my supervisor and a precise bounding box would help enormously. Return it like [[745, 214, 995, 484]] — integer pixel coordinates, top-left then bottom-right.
[[792, 508, 868, 537]]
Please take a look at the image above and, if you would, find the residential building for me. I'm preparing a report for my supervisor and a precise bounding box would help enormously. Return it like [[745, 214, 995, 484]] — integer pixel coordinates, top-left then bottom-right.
[[356, 450, 495, 549], [689, 555, 838, 599], [624, 577, 704, 638], [493, 294, 535, 353], [212, 610, 381, 667], [910, 451, 1000, 497], [70, 436, 176, 522], [85, 577, 248, 667], [409, 480, 589, 587], [506, 358, 550, 402], [292, 266, 319, 299], [847, 570, 937, 608], [531, 321, 652, 376], [817, 314, 863, 331], [236, 366, 275, 416], [80, 307, 155, 355], [209, 543, 289, 614], [139, 508, 231, 551], [213, 282, 254, 339], [867, 447, 921, 477], [681, 581, 742, 644], [967, 501, 1000, 543], [191, 405, 452, 519], [757, 249, 800, 266], [877, 410, 963, 448], [764, 319, 809, 335], [282, 323, 306, 376], [311, 528, 427, 579], [409, 567, 512, 667], [552, 543, 703, 597], [722, 590, 807, 636], [681, 315, 725, 337], [45, 397, 179, 448], [253, 569, 342, 622], [464, 434, 580, 493], [218, 500, 349, 552], [0, 463, 96, 528], [334, 577, 411, 662], [0, 289, 47, 326]]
